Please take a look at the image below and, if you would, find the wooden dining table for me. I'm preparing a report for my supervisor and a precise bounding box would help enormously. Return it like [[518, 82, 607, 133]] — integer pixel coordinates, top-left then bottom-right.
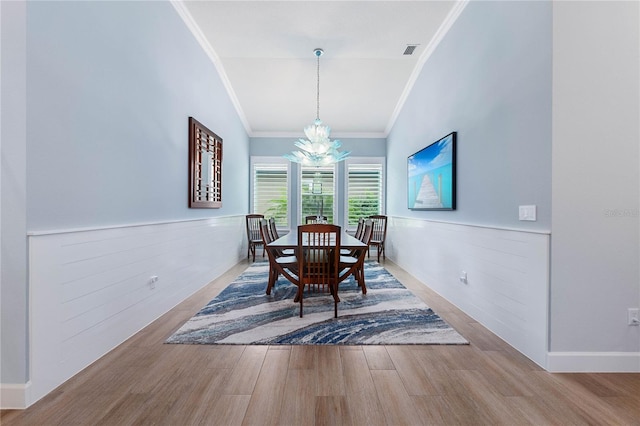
[[265, 231, 369, 296]]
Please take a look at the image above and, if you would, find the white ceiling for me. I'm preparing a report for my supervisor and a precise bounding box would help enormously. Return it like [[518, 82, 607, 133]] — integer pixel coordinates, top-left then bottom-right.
[[179, 1, 464, 137]]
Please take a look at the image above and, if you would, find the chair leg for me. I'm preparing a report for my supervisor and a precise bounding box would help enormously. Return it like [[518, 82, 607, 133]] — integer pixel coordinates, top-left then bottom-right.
[[296, 285, 304, 317], [299, 296, 303, 318], [377, 244, 380, 262], [266, 267, 277, 295]]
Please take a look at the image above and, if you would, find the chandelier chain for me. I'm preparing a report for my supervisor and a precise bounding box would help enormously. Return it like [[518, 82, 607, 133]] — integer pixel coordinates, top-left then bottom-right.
[[316, 53, 320, 121]]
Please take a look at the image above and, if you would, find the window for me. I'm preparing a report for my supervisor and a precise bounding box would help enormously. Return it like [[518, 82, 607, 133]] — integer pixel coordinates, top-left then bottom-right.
[[300, 165, 335, 223], [251, 158, 290, 227], [345, 159, 384, 228]]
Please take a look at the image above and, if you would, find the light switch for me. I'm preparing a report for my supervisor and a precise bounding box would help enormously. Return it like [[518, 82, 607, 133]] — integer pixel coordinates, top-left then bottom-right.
[[519, 205, 537, 221]]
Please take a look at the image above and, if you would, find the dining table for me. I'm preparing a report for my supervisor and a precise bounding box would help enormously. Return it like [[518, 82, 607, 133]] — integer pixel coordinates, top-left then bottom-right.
[[265, 230, 369, 296]]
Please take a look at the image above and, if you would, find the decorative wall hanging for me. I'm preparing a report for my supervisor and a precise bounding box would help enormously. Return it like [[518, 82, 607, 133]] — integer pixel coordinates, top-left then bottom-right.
[[189, 117, 222, 208], [407, 132, 456, 210]]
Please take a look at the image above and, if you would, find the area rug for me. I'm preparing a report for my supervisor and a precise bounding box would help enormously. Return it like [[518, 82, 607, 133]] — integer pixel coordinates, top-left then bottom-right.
[[166, 262, 468, 345]]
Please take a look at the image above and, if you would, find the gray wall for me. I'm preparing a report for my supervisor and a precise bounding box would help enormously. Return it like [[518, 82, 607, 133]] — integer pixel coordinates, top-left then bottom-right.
[[1, 1, 249, 384], [387, 0, 552, 232], [26, 1, 249, 232], [250, 136, 386, 227], [388, 0, 640, 358], [551, 1, 639, 353], [1, 0, 28, 386]]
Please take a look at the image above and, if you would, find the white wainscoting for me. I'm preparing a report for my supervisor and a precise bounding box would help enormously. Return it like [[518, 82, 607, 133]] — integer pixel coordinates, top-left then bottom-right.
[[386, 216, 550, 368], [27, 216, 245, 406]]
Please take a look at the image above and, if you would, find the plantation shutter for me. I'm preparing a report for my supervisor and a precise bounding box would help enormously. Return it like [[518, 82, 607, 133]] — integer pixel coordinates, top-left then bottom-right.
[[253, 163, 288, 227], [347, 163, 383, 226], [301, 166, 335, 223]]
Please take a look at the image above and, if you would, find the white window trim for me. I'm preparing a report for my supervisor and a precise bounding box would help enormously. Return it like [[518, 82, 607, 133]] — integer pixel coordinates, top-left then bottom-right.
[[343, 157, 386, 231], [250, 156, 292, 231]]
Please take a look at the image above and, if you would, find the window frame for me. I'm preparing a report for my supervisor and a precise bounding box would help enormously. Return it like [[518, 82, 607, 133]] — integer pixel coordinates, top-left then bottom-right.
[[343, 157, 385, 231], [250, 156, 292, 231], [298, 164, 337, 225]]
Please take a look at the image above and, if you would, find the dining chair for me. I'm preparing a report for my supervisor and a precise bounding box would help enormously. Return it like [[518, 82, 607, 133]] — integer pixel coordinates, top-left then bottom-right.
[[260, 219, 297, 295], [269, 217, 294, 256], [305, 215, 328, 224], [341, 217, 365, 255], [268, 217, 279, 240], [354, 217, 365, 239], [368, 215, 388, 262], [340, 219, 373, 291], [245, 214, 265, 262], [296, 224, 341, 318]]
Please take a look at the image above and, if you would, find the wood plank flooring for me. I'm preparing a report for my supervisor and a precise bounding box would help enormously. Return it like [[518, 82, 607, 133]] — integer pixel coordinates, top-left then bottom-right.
[[2, 260, 639, 425]]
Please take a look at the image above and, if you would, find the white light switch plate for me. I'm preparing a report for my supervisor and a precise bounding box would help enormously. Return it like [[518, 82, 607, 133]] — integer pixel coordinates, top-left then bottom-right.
[[519, 205, 537, 221]]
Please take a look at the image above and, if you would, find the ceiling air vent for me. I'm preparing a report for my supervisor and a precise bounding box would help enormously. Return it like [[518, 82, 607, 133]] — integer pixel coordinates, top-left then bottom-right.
[[403, 45, 418, 55]]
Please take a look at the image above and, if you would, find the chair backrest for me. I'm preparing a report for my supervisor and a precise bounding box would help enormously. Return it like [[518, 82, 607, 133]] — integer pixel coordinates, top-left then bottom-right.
[[369, 215, 387, 243], [261, 218, 286, 262], [353, 217, 365, 240], [305, 215, 328, 224], [360, 219, 374, 245], [297, 224, 341, 288], [259, 218, 273, 246], [268, 217, 279, 240], [246, 214, 264, 242]]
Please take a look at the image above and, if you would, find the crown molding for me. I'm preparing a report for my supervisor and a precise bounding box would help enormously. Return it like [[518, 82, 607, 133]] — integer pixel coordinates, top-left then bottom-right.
[[250, 131, 387, 140], [170, 1, 253, 135]]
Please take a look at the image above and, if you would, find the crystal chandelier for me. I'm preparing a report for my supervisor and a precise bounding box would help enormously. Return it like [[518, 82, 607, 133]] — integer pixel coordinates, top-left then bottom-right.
[[284, 48, 350, 167]]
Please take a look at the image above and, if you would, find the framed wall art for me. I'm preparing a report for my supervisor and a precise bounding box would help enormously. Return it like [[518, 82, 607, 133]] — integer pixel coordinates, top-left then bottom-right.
[[189, 117, 222, 208], [407, 132, 456, 210]]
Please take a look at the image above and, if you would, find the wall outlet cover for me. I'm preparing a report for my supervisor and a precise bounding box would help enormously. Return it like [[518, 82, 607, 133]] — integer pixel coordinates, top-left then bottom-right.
[[519, 205, 537, 221]]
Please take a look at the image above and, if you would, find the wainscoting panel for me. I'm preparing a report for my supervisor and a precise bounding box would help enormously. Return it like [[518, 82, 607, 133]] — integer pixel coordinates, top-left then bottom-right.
[[386, 217, 550, 367], [28, 216, 245, 406]]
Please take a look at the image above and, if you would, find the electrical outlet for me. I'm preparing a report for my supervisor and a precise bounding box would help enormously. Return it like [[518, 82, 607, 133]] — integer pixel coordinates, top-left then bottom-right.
[[519, 205, 537, 221], [628, 308, 639, 326], [149, 276, 158, 289]]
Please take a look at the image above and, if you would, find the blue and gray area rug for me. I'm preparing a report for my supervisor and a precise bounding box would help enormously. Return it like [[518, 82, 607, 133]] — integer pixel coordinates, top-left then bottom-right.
[[166, 262, 468, 345]]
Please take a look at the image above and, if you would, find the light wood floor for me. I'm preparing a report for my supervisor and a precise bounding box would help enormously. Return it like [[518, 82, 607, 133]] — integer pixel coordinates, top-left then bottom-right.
[[2, 259, 639, 425]]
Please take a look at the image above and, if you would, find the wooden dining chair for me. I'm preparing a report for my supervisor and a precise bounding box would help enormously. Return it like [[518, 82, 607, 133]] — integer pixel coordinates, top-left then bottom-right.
[[341, 217, 365, 255], [245, 214, 265, 262], [268, 217, 279, 240], [260, 219, 297, 295], [305, 215, 328, 224], [354, 217, 365, 239], [368, 215, 388, 262], [269, 217, 294, 256], [296, 224, 341, 318], [340, 219, 373, 292]]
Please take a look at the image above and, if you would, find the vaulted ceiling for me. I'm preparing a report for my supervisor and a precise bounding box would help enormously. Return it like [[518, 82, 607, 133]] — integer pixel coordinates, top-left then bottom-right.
[[178, 1, 464, 137]]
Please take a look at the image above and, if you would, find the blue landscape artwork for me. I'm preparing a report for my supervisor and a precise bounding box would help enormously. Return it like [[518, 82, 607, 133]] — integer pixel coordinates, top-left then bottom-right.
[[407, 132, 456, 210]]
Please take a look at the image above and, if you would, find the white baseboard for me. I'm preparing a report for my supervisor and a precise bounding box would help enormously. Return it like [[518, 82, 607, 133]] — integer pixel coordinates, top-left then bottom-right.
[[0, 382, 31, 409], [547, 352, 640, 372]]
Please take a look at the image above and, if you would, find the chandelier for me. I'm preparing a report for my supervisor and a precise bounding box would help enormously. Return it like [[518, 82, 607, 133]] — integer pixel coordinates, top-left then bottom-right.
[[284, 48, 350, 167]]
